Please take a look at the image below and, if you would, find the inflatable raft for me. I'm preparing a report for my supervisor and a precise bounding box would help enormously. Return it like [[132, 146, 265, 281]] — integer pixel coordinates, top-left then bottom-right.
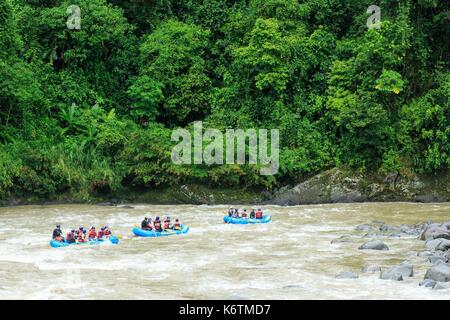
[[223, 215, 272, 224], [132, 225, 190, 237], [49, 236, 119, 248]]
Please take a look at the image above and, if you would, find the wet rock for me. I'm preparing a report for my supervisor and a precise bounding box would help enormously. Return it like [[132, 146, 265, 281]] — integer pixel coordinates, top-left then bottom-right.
[[420, 224, 450, 241], [358, 240, 389, 251], [372, 220, 385, 225], [380, 261, 413, 280], [428, 256, 448, 265], [379, 224, 389, 232], [417, 251, 434, 257], [381, 272, 403, 281], [361, 265, 381, 274], [424, 262, 450, 282], [433, 282, 450, 290], [436, 239, 450, 251], [442, 222, 450, 230], [362, 233, 382, 238], [443, 251, 450, 260], [388, 234, 401, 238], [331, 235, 354, 244], [419, 279, 436, 288], [335, 271, 359, 279], [356, 224, 373, 231], [425, 239, 444, 251]]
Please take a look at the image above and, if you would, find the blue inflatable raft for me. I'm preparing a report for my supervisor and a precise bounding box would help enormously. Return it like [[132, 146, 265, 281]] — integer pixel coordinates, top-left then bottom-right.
[[49, 236, 119, 248], [223, 215, 272, 224], [132, 225, 190, 237]]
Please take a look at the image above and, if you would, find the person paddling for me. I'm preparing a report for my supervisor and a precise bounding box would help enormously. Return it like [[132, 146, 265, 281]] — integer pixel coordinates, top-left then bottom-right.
[[228, 207, 234, 217], [153, 216, 163, 232], [97, 227, 105, 239], [66, 229, 76, 243], [103, 225, 111, 237], [255, 208, 263, 219], [173, 218, 182, 230], [141, 217, 153, 231], [163, 216, 172, 230], [52, 225, 63, 242], [250, 209, 256, 219], [77, 227, 86, 242], [88, 226, 97, 240]]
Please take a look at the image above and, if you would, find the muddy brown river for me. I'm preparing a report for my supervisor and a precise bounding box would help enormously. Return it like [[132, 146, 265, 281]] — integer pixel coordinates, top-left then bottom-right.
[[0, 202, 449, 299]]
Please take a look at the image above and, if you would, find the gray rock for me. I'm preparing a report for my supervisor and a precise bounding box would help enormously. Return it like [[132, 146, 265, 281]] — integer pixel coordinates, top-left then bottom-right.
[[381, 262, 413, 280], [425, 238, 444, 251], [428, 256, 448, 264], [356, 224, 373, 231], [331, 235, 354, 244], [424, 262, 450, 282], [420, 224, 450, 241], [433, 282, 450, 290], [419, 279, 436, 288], [436, 239, 450, 251], [381, 272, 403, 281], [443, 251, 450, 260], [361, 265, 381, 273], [417, 251, 433, 257], [335, 271, 359, 279], [358, 240, 389, 251], [442, 222, 450, 230]]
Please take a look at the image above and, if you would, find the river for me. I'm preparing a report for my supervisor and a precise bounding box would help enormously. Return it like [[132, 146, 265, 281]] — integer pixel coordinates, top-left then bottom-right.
[[0, 202, 449, 299]]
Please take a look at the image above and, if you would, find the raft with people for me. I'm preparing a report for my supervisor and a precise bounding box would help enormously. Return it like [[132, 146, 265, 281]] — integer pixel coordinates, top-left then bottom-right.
[[50, 225, 118, 248], [133, 215, 190, 237], [224, 207, 272, 224]]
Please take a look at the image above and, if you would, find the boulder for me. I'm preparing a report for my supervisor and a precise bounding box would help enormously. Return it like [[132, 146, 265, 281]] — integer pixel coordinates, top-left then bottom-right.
[[417, 251, 433, 257], [424, 262, 450, 282], [335, 272, 359, 279], [419, 279, 436, 288], [436, 239, 450, 251], [380, 272, 403, 281], [331, 235, 354, 244], [356, 224, 373, 231], [361, 265, 381, 273], [428, 256, 448, 265], [380, 262, 413, 280], [358, 240, 389, 251], [420, 224, 450, 241], [425, 239, 444, 251], [433, 282, 450, 290]]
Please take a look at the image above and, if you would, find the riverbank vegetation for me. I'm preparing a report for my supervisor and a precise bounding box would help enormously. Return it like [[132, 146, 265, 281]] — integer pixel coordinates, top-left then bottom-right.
[[0, 0, 448, 202]]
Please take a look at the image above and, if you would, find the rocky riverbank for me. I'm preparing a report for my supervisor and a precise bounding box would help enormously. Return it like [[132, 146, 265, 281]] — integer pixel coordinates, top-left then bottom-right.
[[1, 167, 449, 206], [332, 220, 450, 289]]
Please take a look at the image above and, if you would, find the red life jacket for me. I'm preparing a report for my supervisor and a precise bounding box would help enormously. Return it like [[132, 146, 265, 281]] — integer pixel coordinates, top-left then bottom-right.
[[255, 211, 263, 219], [97, 231, 104, 239], [104, 229, 110, 236], [88, 229, 97, 238], [66, 233, 72, 241]]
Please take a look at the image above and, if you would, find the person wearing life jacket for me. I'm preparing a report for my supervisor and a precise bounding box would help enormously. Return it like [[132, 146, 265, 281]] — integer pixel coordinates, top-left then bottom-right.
[[97, 227, 105, 239], [153, 216, 163, 232], [250, 209, 256, 219], [103, 225, 111, 237], [88, 226, 97, 240], [228, 207, 234, 217], [255, 208, 263, 219], [163, 216, 172, 230], [232, 208, 239, 218], [77, 227, 86, 242], [52, 225, 63, 242], [66, 229, 76, 243], [173, 218, 182, 230], [241, 208, 248, 218], [142, 217, 153, 231]]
